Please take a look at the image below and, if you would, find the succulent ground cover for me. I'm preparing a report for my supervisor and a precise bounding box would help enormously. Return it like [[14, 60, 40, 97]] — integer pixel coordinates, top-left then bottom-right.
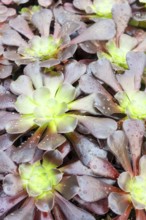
[[1, 0, 146, 219]]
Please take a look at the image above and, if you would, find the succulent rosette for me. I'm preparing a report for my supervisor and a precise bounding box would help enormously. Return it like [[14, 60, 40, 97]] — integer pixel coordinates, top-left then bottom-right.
[[107, 119, 146, 219], [0, 149, 96, 219], [86, 51, 146, 120], [98, 34, 138, 70], [2, 7, 79, 67], [4, 62, 117, 152]]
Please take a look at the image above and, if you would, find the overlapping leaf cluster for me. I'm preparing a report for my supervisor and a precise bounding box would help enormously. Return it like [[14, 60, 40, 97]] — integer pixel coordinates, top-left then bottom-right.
[[0, 0, 146, 219]]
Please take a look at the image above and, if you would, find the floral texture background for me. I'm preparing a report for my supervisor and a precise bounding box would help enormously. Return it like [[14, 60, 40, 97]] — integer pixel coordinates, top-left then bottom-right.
[[0, 0, 146, 219]]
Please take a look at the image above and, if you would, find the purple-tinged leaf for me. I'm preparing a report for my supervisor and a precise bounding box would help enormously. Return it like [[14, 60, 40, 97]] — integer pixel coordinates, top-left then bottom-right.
[[1, 28, 27, 47], [136, 210, 146, 220], [3, 174, 23, 196], [77, 175, 120, 202], [57, 141, 71, 159], [60, 21, 81, 37], [0, 65, 12, 79], [112, 2, 132, 39], [89, 157, 119, 179], [0, 133, 19, 151], [67, 132, 107, 167], [0, 150, 16, 173], [107, 130, 133, 174], [139, 155, 146, 178], [54, 7, 81, 25], [35, 192, 54, 212], [32, 9, 52, 37], [55, 192, 96, 220], [40, 59, 60, 68], [76, 115, 117, 139], [6, 117, 34, 134], [79, 73, 112, 98], [9, 16, 34, 39], [38, 128, 66, 151], [60, 160, 95, 176], [73, 0, 92, 11], [56, 176, 79, 200], [43, 150, 63, 169], [0, 93, 16, 109], [53, 204, 66, 220], [94, 93, 122, 116], [24, 63, 43, 89], [0, 191, 27, 217], [113, 204, 132, 220], [0, 111, 19, 131], [71, 19, 116, 44], [123, 119, 145, 175], [116, 52, 145, 91], [74, 196, 109, 215], [58, 44, 77, 61], [90, 59, 122, 92], [39, 211, 54, 220], [38, 0, 53, 7], [4, 198, 35, 220], [11, 126, 44, 163], [108, 192, 131, 215], [10, 75, 34, 96], [64, 60, 86, 84]]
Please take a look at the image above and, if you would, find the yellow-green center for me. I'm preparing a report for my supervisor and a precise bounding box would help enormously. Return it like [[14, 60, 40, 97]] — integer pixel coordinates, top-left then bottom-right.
[[128, 176, 146, 206], [116, 91, 146, 119], [25, 36, 61, 60]]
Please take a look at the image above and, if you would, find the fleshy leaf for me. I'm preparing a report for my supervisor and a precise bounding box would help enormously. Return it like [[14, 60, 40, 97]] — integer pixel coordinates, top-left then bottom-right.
[[64, 60, 86, 84], [123, 119, 145, 175], [3, 174, 23, 196], [77, 175, 119, 202], [74, 196, 109, 215], [0, 150, 16, 173], [4, 198, 35, 220], [71, 19, 116, 44], [32, 9, 52, 37], [112, 1, 132, 39], [79, 73, 111, 97], [9, 15, 34, 39], [118, 172, 132, 192], [55, 83, 76, 104], [38, 127, 66, 151], [56, 176, 79, 200], [0, 192, 27, 217], [35, 192, 54, 212], [6, 116, 34, 134], [91, 59, 122, 92], [138, 155, 146, 177], [55, 115, 78, 133], [107, 130, 133, 174], [10, 75, 34, 96], [24, 62, 43, 89], [15, 94, 36, 114], [60, 160, 94, 176], [76, 115, 117, 139], [67, 132, 107, 167], [55, 192, 96, 220], [43, 150, 63, 170], [108, 192, 131, 215], [69, 94, 99, 115], [73, 0, 92, 11], [89, 157, 119, 179], [43, 72, 64, 98]]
